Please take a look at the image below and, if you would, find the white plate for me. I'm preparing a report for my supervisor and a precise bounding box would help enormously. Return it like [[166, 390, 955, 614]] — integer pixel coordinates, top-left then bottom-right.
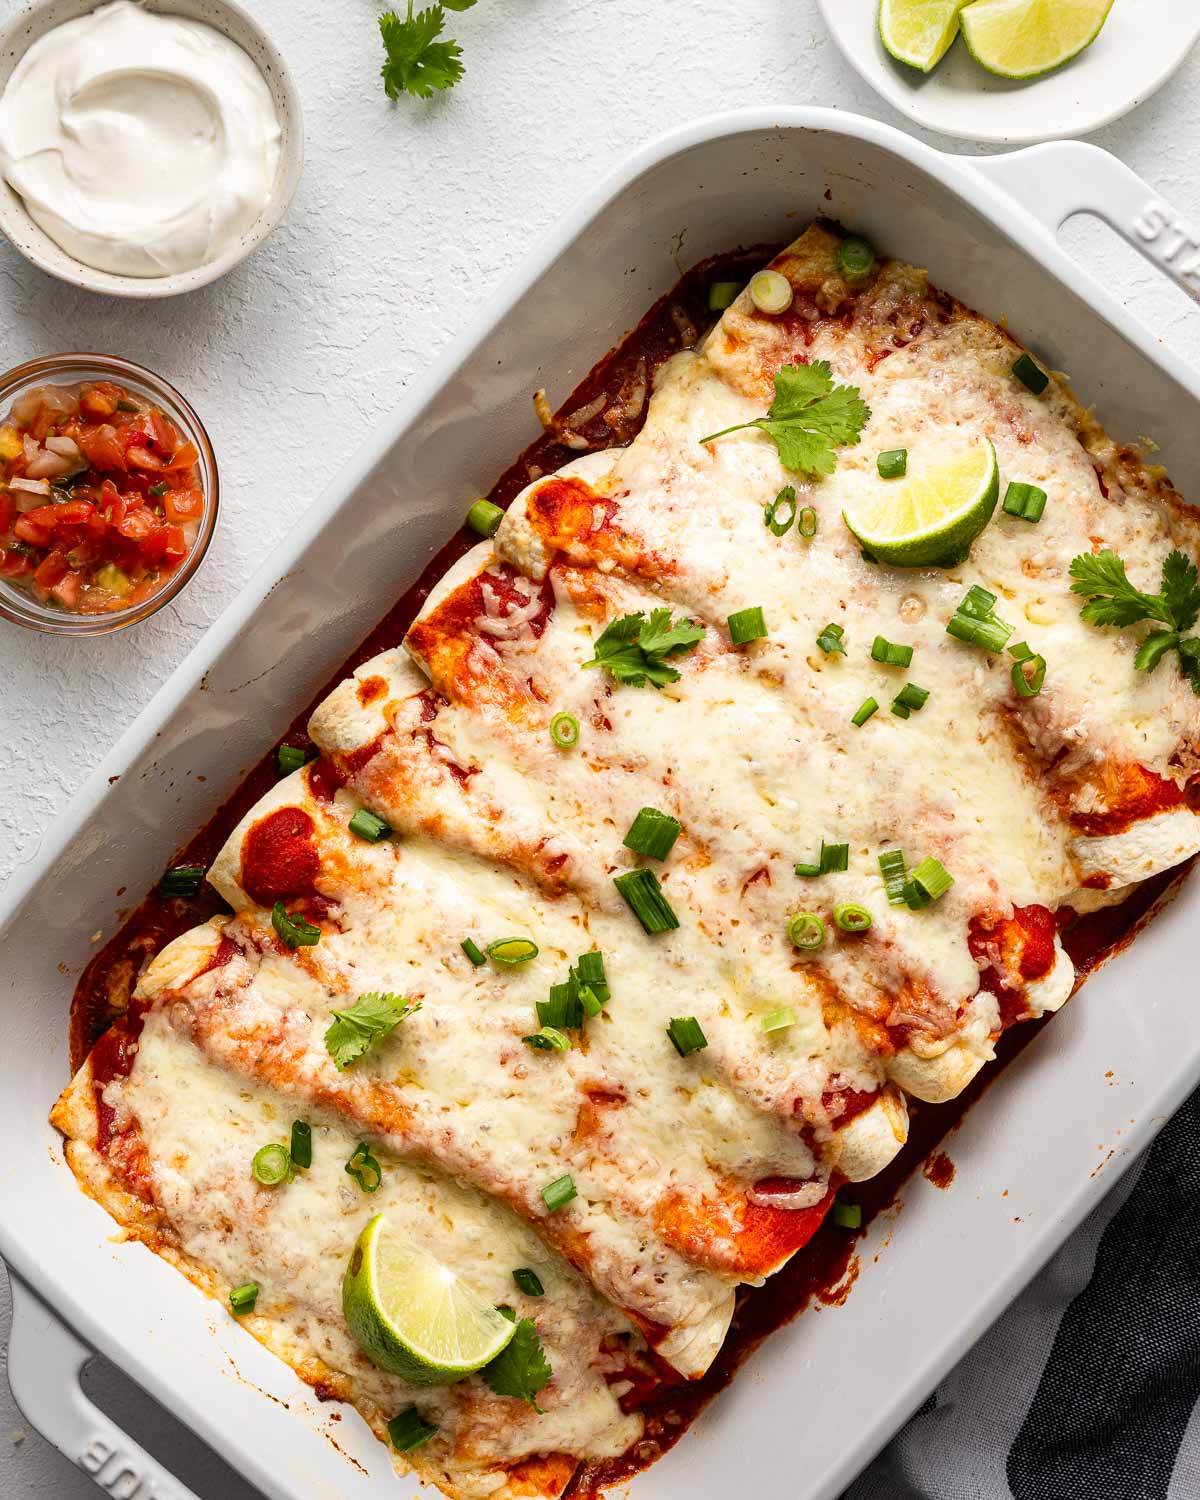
[[818, 0, 1200, 145]]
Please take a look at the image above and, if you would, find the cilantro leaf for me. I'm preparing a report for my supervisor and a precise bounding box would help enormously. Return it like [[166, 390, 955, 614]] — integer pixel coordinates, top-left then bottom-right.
[[380, 4, 465, 100], [1069, 547, 1200, 693], [482, 1317, 552, 1409], [1179, 637, 1200, 695], [1161, 549, 1200, 632], [325, 992, 420, 1070], [442, 0, 477, 8], [583, 610, 704, 689], [1069, 551, 1174, 628], [768, 361, 835, 413], [699, 361, 870, 479], [636, 607, 706, 660]]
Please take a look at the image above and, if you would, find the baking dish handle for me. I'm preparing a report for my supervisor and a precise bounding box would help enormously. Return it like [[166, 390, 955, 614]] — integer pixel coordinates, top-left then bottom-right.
[[971, 140, 1200, 306], [7, 1274, 206, 1500]]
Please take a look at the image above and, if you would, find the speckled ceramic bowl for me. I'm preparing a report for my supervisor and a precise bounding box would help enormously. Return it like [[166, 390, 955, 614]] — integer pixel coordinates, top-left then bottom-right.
[[0, 0, 304, 298]]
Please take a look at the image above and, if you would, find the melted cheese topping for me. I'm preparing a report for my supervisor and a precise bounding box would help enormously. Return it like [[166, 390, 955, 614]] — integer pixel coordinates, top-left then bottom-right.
[[54, 223, 1200, 1499]]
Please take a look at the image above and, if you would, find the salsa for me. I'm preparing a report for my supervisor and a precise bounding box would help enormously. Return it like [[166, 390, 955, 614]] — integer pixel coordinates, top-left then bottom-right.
[[0, 379, 203, 614]]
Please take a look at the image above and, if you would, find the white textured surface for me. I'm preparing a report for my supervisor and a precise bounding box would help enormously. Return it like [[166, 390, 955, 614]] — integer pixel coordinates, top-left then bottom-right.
[[2, 1, 1200, 1495]]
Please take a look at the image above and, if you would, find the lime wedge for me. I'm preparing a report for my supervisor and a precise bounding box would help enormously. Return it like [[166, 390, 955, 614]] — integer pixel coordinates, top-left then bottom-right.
[[843, 442, 999, 567], [879, 0, 969, 72], [959, 0, 1113, 79], [342, 1214, 515, 1384]]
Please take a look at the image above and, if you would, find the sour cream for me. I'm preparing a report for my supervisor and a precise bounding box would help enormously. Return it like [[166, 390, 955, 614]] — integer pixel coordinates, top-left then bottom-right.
[[0, 1, 282, 278]]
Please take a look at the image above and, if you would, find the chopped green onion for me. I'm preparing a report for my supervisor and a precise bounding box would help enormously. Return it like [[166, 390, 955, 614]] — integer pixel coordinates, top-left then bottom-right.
[[851, 696, 879, 728], [946, 586, 1014, 654], [349, 808, 391, 842], [787, 911, 826, 950], [549, 711, 579, 749], [1012, 353, 1049, 395], [728, 606, 768, 645], [1009, 642, 1047, 697], [466, 499, 504, 538], [907, 856, 954, 906], [1002, 481, 1048, 523], [817, 622, 846, 656], [575, 950, 609, 1004], [946, 612, 1013, 654], [902, 879, 931, 910], [833, 902, 873, 933], [272, 902, 321, 949], [116, 398, 140, 413], [345, 1142, 382, 1194], [289, 1121, 312, 1170], [877, 448, 907, 479], [513, 1268, 544, 1297], [667, 1016, 708, 1057], [764, 486, 797, 536], [276, 744, 309, 777], [623, 806, 681, 860], [461, 937, 486, 966], [878, 849, 908, 905], [831, 1200, 862, 1230], [388, 1407, 438, 1453], [229, 1282, 259, 1315], [798, 505, 818, 538], [749, 268, 793, 315], [251, 1143, 291, 1187], [541, 1174, 577, 1212], [613, 868, 679, 934], [871, 635, 913, 668], [958, 584, 998, 620], [159, 864, 205, 897], [837, 237, 876, 284], [147, 480, 169, 498], [538, 983, 582, 1031], [522, 1026, 571, 1052], [761, 1006, 796, 1034], [890, 682, 929, 719], [578, 984, 603, 1018], [487, 937, 539, 966], [795, 840, 848, 877], [708, 281, 743, 311], [1134, 631, 1178, 674]]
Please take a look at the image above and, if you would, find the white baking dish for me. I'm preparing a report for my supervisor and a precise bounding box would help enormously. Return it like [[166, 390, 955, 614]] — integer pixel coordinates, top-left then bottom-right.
[[4, 108, 1200, 1500]]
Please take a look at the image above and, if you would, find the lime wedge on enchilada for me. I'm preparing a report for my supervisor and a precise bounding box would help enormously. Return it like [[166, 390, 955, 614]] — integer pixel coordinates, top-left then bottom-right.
[[343, 1214, 516, 1383], [878, 0, 969, 72], [959, 0, 1114, 79], [843, 441, 999, 566]]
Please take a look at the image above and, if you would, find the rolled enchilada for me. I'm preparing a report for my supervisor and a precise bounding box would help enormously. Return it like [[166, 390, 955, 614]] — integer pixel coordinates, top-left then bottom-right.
[[54, 223, 1200, 1499]]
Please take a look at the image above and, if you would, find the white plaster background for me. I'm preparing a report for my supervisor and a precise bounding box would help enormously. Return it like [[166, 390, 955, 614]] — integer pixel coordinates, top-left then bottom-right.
[[2, 0, 1200, 1494]]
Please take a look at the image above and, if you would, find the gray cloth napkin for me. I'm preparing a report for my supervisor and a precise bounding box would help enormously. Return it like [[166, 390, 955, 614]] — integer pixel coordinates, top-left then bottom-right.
[[845, 1084, 1200, 1500]]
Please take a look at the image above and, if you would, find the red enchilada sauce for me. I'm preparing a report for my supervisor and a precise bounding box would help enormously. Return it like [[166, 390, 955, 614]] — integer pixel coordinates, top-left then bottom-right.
[[67, 242, 1194, 1498]]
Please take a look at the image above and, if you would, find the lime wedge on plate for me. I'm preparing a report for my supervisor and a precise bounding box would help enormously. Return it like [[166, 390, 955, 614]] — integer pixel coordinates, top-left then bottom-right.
[[879, 0, 969, 72], [960, 0, 1114, 79], [343, 1214, 515, 1383], [843, 442, 999, 567]]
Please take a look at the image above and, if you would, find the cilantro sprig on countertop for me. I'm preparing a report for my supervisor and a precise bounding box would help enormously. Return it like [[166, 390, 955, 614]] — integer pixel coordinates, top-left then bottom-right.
[[482, 1317, 553, 1409], [583, 609, 705, 689], [700, 361, 871, 478], [325, 993, 421, 1070], [379, 0, 477, 101], [1069, 548, 1200, 691]]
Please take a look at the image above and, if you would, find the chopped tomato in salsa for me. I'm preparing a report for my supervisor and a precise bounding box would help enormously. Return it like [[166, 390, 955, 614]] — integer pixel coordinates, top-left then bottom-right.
[[0, 380, 203, 614]]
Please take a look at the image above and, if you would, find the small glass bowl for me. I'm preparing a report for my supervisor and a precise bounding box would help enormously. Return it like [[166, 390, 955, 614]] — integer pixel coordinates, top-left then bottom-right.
[[0, 354, 218, 635]]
